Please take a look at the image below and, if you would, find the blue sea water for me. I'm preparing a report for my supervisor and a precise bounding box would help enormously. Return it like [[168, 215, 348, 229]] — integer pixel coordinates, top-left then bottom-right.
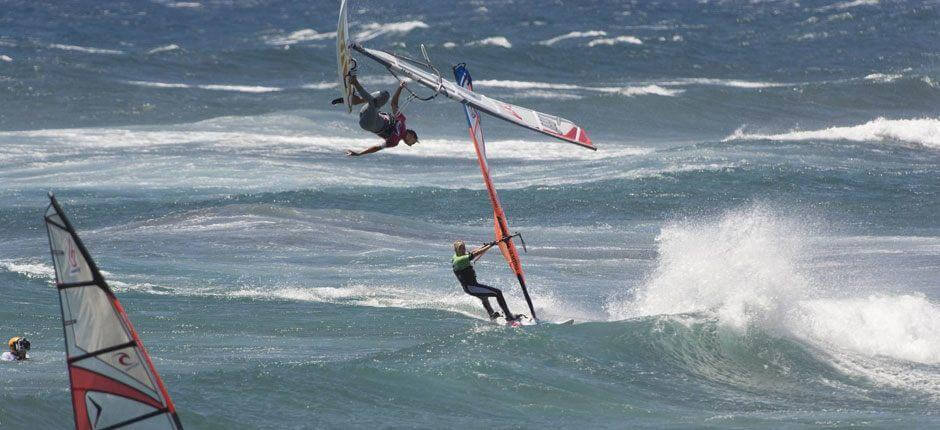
[[1, 0, 939, 428]]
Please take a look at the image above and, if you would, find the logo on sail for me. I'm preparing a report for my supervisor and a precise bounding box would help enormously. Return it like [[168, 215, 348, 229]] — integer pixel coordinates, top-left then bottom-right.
[[66, 236, 82, 276], [115, 351, 140, 371]]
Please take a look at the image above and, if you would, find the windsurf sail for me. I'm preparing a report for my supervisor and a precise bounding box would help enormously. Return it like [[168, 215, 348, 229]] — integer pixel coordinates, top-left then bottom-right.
[[454, 64, 538, 321], [43, 193, 183, 430], [352, 45, 595, 150]]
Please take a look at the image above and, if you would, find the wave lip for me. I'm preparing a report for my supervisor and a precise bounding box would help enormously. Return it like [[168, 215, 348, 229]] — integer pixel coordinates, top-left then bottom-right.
[[467, 37, 512, 48], [265, 29, 336, 46], [723, 117, 940, 149], [125, 80, 283, 93], [147, 44, 180, 54], [48, 43, 124, 55], [355, 21, 428, 42], [538, 30, 607, 46], [474, 79, 682, 97], [587, 35, 642, 47]]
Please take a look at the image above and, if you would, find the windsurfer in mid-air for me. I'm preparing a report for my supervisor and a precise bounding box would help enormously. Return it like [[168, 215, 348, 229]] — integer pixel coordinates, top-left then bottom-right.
[[2, 336, 30, 361], [333, 70, 419, 156], [452, 240, 522, 323]]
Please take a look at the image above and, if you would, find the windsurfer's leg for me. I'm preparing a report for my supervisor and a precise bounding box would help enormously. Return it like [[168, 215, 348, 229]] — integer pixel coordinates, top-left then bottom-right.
[[350, 76, 372, 103], [359, 103, 387, 133], [479, 298, 497, 318], [466, 283, 513, 319], [491, 289, 515, 320]]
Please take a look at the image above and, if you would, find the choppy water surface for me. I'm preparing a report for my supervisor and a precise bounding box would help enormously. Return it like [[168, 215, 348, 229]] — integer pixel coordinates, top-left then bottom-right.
[[1, 0, 938, 428]]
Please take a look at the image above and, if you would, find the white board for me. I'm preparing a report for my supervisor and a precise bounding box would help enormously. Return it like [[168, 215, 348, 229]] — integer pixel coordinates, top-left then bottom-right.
[[336, 0, 354, 113]]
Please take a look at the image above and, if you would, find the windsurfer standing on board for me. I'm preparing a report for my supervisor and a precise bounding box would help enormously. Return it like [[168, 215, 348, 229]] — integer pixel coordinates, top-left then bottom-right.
[[2, 336, 30, 361], [452, 240, 522, 323], [333, 63, 419, 156]]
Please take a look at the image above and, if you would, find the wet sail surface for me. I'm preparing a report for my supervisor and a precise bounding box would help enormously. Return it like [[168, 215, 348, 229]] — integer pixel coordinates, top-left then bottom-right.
[[44, 194, 183, 430], [454, 64, 538, 321]]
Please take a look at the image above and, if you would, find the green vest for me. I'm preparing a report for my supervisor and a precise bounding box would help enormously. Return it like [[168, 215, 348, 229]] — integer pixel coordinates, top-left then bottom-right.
[[452, 253, 472, 271], [452, 253, 477, 286]]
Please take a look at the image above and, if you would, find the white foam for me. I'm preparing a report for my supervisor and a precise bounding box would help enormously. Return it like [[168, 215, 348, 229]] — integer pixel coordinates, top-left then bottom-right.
[[302, 82, 338, 90], [818, 0, 879, 12], [467, 37, 512, 49], [0, 55, 11, 62], [125, 81, 282, 93], [49, 44, 124, 55], [126, 80, 190, 89], [512, 90, 583, 100], [538, 30, 607, 46], [474, 80, 682, 97], [0, 259, 53, 280], [474, 80, 581, 90], [723, 117, 940, 149], [790, 295, 940, 364], [265, 29, 335, 46], [608, 205, 811, 329], [164, 2, 202, 8], [863, 73, 902, 83], [147, 44, 180, 54], [198, 84, 282, 93], [355, 21, 428, 42], [599, 85, 684, 97], [658, 78, 790, 89], [442, 42, 457, 49], [587, 35, 643, 47]]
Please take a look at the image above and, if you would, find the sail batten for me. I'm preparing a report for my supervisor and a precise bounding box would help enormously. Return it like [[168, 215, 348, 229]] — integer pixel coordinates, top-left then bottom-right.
[[44, 194, 183, 430]]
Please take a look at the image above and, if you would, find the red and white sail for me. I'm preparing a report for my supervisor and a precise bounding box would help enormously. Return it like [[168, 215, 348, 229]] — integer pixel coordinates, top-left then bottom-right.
[[454, 65, 539, 321], [44, 194, 183, 430], [355, 45, 595, 151]]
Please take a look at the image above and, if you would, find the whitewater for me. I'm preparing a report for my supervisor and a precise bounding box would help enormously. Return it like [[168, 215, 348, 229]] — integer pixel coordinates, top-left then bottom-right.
[[1, 0, 938, 428]]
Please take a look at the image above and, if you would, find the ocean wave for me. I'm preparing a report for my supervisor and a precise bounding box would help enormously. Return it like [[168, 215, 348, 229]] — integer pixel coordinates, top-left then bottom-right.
[[600, 85, 683, 97], [474, 79, 682, 97], [657, 78, 791, 89], [605, 203, 940, 396], [467, 37, 512, 49], [818, 0, 879, 12], [864, 73, 902, 83], [302, 82, 338, 90], [161, 1, 202, 8], [587, 35, 642, 47], [147, 44, 180, 54], [198, 84, 282, 93], [125, 80, 283, 93], [723, 117, 940, 149], [265, 28, 335, 46], [0, 259, 53, 280], [0, 55, 11, 62], [538, 30, 607, 46], [48, 43, 124, 55], [355, 21, 428, 42]]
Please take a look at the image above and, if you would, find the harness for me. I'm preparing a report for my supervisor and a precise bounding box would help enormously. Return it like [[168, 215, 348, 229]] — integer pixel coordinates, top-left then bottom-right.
[[376, 113, 398, 139]]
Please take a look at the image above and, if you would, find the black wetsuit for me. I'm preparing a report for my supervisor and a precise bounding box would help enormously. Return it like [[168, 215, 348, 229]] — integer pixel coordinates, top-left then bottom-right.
[[452, 253, 514, 319]]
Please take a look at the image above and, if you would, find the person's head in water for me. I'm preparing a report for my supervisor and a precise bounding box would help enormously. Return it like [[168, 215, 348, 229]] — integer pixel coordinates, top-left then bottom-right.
[[453, 240, 467, 256], [8, 336, 30, 360], [403, 130, 418, 146]]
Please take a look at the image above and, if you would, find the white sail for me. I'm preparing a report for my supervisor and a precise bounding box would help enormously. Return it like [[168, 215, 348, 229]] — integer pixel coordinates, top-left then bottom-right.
[[44, 194, 183, 430], [352, 45, 595, 150]]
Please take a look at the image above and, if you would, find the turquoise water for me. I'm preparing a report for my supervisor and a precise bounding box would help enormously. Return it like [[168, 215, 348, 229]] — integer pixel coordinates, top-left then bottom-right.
[[1, 0, 939, 428]]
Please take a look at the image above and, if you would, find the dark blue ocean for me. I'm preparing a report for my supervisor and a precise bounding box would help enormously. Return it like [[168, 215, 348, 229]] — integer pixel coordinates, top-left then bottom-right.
[[1, 0, 939, 428]]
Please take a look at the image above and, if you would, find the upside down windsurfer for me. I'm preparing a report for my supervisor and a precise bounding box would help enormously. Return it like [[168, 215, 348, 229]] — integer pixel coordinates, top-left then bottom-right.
[[333, 69, 419, 156], [452, 239, 523, 323]]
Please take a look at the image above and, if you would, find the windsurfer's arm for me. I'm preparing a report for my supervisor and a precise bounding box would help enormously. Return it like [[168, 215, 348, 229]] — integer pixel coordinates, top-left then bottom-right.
[[390, 82, 406, 115], [470, 243, 497, 260], [345, 144, 385, 156]]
